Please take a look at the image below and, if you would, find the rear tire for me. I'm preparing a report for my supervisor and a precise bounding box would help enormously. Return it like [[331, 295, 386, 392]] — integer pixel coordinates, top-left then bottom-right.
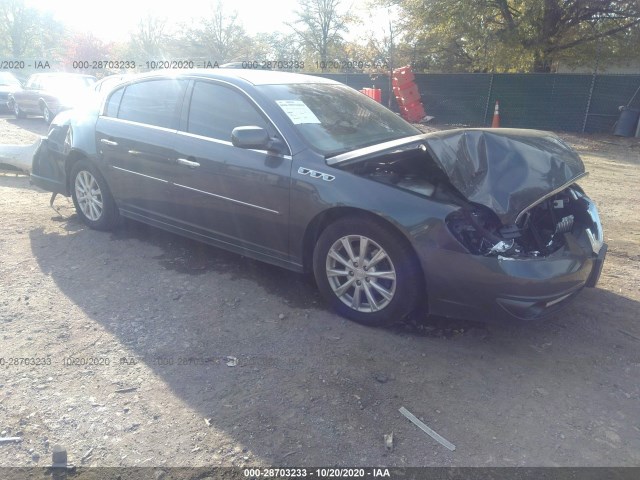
[[70, 161, 119, 231], [42, 104, 53, 123], [313, 217, 423, 327]]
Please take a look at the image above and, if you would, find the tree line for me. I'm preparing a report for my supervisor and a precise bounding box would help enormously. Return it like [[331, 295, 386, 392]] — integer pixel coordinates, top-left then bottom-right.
[[1, 0, 639, 75]]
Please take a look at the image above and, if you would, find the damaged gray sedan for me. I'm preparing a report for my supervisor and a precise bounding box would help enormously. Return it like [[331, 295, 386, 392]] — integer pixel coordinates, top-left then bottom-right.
[[30, 70, 606, 325]]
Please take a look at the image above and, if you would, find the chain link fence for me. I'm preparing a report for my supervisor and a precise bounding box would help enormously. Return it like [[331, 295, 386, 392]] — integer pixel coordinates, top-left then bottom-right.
[[319, 73, 640, 134]]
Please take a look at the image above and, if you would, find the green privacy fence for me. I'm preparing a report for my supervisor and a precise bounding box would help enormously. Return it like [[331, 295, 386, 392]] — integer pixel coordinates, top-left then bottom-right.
[[318, 73, 640, 134]]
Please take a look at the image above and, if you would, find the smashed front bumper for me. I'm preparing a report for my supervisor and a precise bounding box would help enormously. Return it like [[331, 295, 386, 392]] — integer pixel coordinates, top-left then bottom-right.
[[420, 232, 607, 322], [495, 242, 607, 320]]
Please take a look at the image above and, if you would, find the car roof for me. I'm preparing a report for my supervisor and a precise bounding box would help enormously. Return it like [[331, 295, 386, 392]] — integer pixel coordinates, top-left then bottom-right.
[[133, 69, 340, 86]]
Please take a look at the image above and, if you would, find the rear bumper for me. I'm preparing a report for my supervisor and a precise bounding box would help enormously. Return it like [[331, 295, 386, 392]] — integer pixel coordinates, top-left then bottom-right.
[[30, 172, 66, 194], [29, 138, 68, 195]]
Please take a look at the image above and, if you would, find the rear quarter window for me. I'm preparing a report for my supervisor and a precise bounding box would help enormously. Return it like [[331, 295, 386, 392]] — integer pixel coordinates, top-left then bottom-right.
[[104, 87, 124, 117]]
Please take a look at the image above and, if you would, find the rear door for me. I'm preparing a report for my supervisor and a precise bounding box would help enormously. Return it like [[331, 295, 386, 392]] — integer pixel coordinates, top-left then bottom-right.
[[95, 78, 188, 220], [170, 80, 292, 261]]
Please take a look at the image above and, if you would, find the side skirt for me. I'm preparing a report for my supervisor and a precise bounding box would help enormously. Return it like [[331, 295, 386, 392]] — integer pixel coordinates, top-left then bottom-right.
[[119, 208, 304, 274]]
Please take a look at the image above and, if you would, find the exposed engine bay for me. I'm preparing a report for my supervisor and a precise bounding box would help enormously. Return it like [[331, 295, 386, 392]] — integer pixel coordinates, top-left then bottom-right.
[[445, 186, 597, 258], [338, 142, 598, 259], [340, 145, 458, 204]]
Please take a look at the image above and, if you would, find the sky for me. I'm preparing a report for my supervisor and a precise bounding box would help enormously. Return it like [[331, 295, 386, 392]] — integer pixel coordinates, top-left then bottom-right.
[[25, 0, 387, 43], [27, 0, 302, 41]]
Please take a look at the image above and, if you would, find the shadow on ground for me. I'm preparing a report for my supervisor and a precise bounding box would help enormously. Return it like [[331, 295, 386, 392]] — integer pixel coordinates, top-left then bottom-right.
[[27, 216, 640, 466]]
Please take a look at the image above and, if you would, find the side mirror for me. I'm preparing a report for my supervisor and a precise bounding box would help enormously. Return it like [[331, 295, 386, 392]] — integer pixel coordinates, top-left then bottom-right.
[[231, 126, 286, 154]]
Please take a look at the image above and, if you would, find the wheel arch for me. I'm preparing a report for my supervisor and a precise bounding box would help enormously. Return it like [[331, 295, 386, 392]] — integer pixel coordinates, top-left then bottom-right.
[[302, 207, 426, 287], [67, 153, 120, 230], [64, 149, 92, 194], [307, 207, 428, 324]]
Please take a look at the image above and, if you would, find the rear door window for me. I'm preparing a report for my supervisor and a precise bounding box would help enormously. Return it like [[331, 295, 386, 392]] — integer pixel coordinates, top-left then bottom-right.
[[186, 81, 268, 141], [117, 79, 187, 129]]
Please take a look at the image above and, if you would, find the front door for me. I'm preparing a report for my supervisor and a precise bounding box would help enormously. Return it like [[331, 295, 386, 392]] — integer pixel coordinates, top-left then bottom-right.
[[169, 80, 292, 261]]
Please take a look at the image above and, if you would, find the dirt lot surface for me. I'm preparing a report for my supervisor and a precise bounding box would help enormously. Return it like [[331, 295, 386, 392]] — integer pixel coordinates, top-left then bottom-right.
[[1, 115, 639, 468]]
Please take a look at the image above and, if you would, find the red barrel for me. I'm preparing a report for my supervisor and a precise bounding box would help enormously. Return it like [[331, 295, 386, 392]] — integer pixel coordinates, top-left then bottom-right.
[[392, 66, 415, 87], [393, 83, 420, 106], [360, 88, 382, 103], [399, 102, 426, 122]]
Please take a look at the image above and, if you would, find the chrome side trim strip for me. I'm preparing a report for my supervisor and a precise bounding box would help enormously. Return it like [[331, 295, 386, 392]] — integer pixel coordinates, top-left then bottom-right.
[[175, 130, 293, 160], [515, 172, 589, 225], [174, 183, 280, 215], [176, 130, 233, 146], [100, 117, 178, 134], [111, 166, 169, 183]]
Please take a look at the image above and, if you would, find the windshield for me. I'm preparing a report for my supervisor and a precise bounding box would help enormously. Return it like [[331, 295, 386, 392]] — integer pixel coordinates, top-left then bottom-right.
[[258, 83, 420, 156], [0, 72, 21, 86]]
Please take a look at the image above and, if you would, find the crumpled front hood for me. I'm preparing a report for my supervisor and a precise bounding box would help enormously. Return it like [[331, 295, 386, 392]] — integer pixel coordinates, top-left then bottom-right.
[[421, 128, 586, 225]]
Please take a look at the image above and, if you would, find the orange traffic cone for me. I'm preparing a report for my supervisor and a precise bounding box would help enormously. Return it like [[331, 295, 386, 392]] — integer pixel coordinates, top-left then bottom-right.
[[491, 100, 500, 128]]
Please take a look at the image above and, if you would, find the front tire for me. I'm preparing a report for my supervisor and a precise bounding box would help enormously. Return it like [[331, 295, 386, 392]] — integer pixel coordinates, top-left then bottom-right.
[[13, 101, 26, 119], [70, 161, 119, 230], [313, 217, 423, 326]]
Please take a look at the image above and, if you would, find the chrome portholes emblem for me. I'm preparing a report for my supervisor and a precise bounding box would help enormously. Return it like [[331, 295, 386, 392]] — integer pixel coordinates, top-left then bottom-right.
[[298, 167, 335, 182]]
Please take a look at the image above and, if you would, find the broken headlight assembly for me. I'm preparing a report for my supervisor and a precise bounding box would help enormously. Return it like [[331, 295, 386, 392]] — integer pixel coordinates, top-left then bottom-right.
[[446, 186, 600, 258]]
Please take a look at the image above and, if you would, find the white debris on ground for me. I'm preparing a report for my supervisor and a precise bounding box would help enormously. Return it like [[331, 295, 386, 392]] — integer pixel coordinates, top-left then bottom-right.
[[0, 140, 41, 172]]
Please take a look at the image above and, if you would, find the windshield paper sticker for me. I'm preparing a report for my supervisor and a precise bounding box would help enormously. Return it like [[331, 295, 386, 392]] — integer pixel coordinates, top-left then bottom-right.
[[276, 100, 321, 124]]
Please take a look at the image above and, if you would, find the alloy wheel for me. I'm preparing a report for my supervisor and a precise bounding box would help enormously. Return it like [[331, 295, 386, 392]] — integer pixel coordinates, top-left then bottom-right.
[[74, 170, 104, 221], [325, 234, 397, 312]]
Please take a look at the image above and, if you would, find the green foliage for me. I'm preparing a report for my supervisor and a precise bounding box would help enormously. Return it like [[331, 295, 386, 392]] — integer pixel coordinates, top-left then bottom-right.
[[0, 0, 65, 59], [392, 0, 640, 72], [174, 1, 252, 63], [127, 14, 170, 59], [252, 32, 304, 64], [287, 0, 352, 69], [62, 33, 112, 72], [2, 0, 639, 74]]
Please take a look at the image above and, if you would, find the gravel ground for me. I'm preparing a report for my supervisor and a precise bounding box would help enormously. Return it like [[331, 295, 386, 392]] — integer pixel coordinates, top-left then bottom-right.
[[1, 114, 639, 468]]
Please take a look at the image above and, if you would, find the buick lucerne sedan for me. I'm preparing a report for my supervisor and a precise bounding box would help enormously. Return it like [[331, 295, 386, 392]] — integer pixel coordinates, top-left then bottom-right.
[[30, 70, 607, 326]]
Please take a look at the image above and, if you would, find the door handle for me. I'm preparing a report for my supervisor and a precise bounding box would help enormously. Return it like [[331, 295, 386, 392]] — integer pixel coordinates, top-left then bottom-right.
[[176, 158, 200, 168], [100, 138, 118, 146]]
